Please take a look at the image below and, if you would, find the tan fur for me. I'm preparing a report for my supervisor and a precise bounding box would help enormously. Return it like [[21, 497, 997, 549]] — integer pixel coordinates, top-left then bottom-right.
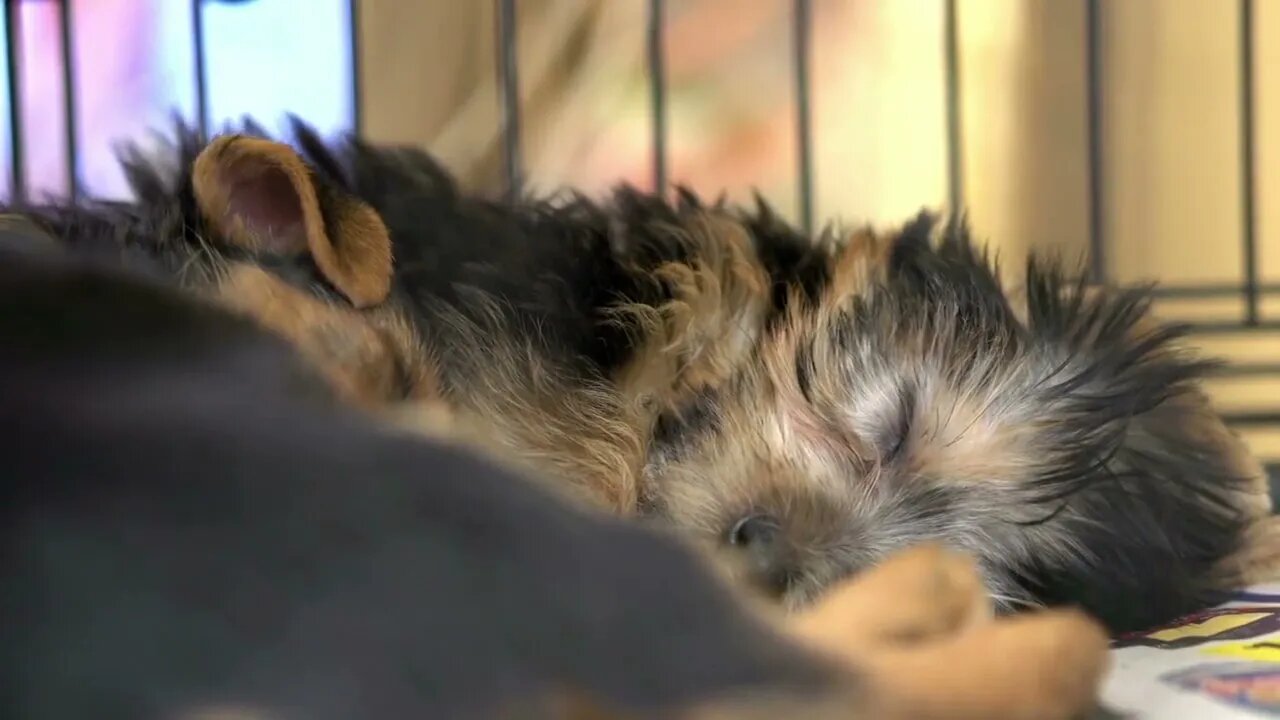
[[691, 545, 1110, 720], [902, 386, 1043, 486], [192, 136, 393, 307], [1205, 397, 1280, 583], [390, 310, 648, 514], [612, 213, 771, 409], [1165, 388, 1272, 515], [212, 262, 436, 408], [783, 545, 1108, 720], [824, 227, 892, 311], [1233, 516, 1280, 584], [763, 225, 1042, 489], [788, 545, 992, 646], [760, 322, 1043, 490]]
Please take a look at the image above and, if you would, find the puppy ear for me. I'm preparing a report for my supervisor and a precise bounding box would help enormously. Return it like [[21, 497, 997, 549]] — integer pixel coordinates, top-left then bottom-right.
[[192, 135, 392, 308]]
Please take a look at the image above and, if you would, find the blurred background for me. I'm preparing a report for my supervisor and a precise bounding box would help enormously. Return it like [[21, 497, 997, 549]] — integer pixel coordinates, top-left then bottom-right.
[[2, 0, 1275, 483]]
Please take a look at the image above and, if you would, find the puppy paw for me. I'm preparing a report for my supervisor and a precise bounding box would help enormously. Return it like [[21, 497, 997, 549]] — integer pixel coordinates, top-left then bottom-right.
[[788, 543, 992, 658], [866, 608, 1110, 720]]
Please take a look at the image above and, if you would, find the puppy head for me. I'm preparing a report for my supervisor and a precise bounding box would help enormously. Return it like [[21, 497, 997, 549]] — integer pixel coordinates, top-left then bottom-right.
[[640, 213, 1263, 632]]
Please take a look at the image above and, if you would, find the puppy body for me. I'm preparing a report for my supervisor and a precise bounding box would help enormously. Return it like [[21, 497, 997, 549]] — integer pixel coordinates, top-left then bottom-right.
[[10, 122, 1275, 635], [0, 241, 1114, 720]]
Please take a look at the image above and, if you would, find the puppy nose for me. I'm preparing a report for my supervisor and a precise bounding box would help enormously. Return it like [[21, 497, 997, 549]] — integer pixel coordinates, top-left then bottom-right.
[[728, 514, 794, 595]]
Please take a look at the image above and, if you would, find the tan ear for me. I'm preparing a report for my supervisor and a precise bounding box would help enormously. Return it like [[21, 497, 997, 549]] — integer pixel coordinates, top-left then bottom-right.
[[192, 135, 392, 308]]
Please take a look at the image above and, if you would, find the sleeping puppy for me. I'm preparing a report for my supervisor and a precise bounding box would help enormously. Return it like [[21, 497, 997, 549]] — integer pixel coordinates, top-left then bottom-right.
[[10, 120, 1276, 637], [0, 236, 1113, 719]]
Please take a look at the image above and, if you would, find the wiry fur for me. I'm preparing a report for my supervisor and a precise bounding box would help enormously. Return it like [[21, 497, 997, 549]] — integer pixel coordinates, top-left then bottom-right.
[[11, 119, 1275, 634]]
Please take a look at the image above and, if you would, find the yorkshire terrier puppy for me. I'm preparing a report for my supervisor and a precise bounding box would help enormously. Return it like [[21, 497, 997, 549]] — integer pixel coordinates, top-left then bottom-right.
[[0, 238, 1112, 720], [12, 120, 1277, 636]]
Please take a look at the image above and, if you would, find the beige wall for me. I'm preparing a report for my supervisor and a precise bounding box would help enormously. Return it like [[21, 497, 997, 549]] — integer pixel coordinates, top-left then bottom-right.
[[357, 1, 500, 190]]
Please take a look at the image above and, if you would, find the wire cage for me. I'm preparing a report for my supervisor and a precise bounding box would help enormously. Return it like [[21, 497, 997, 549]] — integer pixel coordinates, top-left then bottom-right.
[[4, 0, 1277, 488]]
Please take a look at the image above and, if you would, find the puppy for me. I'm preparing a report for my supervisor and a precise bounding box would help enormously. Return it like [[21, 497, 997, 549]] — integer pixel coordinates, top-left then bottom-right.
[[0, 238, 1112, 719], [11, 120, 1275, 636]]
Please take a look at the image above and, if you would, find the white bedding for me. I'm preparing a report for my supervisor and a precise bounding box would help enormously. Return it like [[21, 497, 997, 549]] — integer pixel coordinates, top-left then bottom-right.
[[1103, 584, 1280, 717]]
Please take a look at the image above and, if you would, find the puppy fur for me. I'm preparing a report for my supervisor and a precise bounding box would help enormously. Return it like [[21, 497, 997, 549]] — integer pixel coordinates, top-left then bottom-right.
[[10, 120, 1275, 634], [0, 240, 1115, 720], [0, 245, 825, 719]]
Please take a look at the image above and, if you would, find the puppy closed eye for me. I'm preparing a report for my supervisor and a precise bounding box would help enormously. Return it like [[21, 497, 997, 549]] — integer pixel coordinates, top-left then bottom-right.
[[882, 387, 915, 462]]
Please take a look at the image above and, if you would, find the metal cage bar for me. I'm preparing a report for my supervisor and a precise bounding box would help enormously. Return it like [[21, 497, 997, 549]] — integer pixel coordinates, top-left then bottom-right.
[[1188, 320, 1280, 334], [1240, 0, 1260, 325], [57, 0, 77, 201], [5, 0, 23, 202], [495, 0, 521, 202], [793, 0, 813, 234], [943, 0, 964, 215], [1152, 282, 1280, 299], [1085, 0, 1105, 285], [1214, 363, 1280, 378], [191, 0, 208, 138], [646, 0, 667, 197], [348, 0, 361, 136], [1222, 412, 1280, 427]]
